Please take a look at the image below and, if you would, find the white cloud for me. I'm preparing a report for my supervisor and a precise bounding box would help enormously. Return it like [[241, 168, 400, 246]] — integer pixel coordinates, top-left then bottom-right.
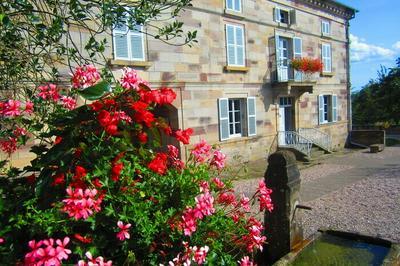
[[393, 41, 400, 50], [350, 34, 396, 62]]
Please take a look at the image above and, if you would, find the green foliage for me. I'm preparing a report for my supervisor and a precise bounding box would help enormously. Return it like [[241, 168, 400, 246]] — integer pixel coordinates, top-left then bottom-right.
[[352, 58, 400, 125], [0, 71, 268, 264], [0, 0, 197, 94]]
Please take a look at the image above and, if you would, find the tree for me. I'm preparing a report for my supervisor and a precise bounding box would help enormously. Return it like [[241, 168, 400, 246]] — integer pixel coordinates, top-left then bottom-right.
[[0, 0, 197, 94], [352, 57, 400, 126]]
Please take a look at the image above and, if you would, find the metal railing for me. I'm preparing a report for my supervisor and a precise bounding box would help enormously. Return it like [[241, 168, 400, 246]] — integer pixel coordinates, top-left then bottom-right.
[[278, 131, 313, 157], [298, 128, 332, 152]]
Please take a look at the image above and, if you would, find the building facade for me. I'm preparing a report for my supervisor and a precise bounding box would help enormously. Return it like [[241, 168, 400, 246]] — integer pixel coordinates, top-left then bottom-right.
[[110, 0, 356, 161], [2, 0, 357, 166]]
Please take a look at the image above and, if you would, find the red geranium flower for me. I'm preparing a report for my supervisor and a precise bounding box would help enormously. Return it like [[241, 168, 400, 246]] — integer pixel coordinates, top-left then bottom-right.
[[174, 128, 193, 145], [148, 153, 168, 175]]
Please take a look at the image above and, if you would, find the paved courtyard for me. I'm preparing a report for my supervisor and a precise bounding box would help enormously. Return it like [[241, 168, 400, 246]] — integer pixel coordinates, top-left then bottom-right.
[[234, 146, 400, 243]]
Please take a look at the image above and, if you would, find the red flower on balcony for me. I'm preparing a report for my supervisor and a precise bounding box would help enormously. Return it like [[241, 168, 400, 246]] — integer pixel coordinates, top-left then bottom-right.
[[291, 57, 323, 73]]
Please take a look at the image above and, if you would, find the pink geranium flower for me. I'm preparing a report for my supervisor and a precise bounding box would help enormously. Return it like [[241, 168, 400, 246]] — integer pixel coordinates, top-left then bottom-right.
[[238, 256, 254, 266], [24, 237, 71, 266], [120, 67, 140, 90], [71, 65, 101, 89], [61, 96, 77, 110], [2, 100, 21, 117], [257, 180, 273, 212], [116, 221, 131, 241], [78, 251, 113, 266], [62, 186, 103, 220], [210, 149, 226, 170], [191, 139, 212, 163]]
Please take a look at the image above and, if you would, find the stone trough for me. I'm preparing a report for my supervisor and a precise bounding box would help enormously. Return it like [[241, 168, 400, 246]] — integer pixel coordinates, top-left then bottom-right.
[[261, 150, 400, 266]]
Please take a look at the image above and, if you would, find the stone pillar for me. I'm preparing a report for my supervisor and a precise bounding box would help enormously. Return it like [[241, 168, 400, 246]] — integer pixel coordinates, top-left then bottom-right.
[[263, 150, 303, 263]]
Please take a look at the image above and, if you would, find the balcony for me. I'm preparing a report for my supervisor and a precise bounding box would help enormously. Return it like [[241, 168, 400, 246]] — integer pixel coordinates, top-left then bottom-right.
[[271, 64, 317, 95]]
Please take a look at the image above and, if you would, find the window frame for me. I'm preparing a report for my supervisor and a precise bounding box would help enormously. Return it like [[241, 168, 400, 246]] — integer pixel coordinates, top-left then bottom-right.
[[113, 24, 146, 62], [321, 20, 331, 36], [226, 0, 242, 13], [225, 23, 246, 67], [318, 94, 338, 124], [321, 43, 332, 73], [228, 99, 243, 138], [218, 97, 257, 141]]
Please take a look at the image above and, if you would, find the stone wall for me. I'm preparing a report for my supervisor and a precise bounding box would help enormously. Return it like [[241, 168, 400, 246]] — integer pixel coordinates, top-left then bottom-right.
[[1, 0, 352, 165]]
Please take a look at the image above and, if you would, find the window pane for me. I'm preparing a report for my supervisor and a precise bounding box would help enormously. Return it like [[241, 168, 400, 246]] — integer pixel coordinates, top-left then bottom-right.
[[130, 34, 144, 60], [226, 0, 233, 10], [234, 111, 240, 121], [229, 124, 234, 134], [236, 46, 244, 66], [114, 34, 129, 59], [229, 111, 233, 122], [228, 100, 233, 111], [234, 99, 240, 110], [235, 122, 241, 134], [234, 0, 241, 11], [235, 27, 243, 45], [227, 26, 235, 44]]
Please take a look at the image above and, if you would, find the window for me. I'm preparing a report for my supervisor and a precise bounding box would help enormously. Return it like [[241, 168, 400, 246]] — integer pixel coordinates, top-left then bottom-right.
[[225, 24, 246, 67], [113, 22, 145, 61], [218, 97, 256, 140], [322, 43, 332, 73], [318, 94, 338, 124], [321, 20, 331, 36], [274, 7, 296, 25], [226, 0, 241, 12]]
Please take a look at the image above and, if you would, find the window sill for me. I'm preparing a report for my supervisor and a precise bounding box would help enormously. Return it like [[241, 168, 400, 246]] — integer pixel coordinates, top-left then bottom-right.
[[108, 59, 152, 69], [224, 9, 244, 20], [320, 72, 335, 77], [224, 65, 249, 72], [321, 34, 332, 39], [221, 134, 258, 143]]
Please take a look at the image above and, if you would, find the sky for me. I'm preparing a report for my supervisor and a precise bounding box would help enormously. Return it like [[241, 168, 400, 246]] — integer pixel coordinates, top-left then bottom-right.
[[338, 0, 400, 91]]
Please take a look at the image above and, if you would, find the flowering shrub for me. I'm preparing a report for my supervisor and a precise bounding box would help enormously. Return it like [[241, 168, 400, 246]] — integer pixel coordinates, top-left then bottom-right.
[[0, 66, 273, 265], [290, 57, 323, 73]]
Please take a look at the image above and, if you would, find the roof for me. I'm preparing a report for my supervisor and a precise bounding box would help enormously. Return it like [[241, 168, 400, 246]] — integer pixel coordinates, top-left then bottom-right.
[[330, 0, 359, 13]]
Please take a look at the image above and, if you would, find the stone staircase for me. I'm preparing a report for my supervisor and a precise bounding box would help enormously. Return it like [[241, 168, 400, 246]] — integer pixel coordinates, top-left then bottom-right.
[[277, 128, 332, 162]]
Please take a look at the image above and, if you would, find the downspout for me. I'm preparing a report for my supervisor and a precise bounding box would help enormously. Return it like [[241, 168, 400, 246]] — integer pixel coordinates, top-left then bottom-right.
[[345, 20, 352, 133]]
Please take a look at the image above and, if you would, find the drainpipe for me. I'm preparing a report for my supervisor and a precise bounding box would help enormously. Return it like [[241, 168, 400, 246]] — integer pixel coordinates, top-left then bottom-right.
[[345, 20, 352, 133]]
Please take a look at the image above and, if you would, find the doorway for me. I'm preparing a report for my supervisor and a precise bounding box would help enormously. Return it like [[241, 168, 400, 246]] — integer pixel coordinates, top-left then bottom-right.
[[277, 37, 289, 82], [278, 97, 294, 145]]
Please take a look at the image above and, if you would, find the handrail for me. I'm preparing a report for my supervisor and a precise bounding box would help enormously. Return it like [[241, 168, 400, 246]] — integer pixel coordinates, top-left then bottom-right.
[[277, 131, 313, 158], [298, 128, 332, 152]]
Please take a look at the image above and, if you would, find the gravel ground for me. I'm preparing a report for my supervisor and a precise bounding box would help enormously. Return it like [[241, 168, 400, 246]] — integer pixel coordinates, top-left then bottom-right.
[[233, 147, 400, 243], [301, 174, 400, 242], [301, 163, 354, 183]]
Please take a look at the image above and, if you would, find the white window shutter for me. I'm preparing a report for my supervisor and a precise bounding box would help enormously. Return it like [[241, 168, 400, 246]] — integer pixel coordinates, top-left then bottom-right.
[[290, 9, 296, 25], [293, 37, 302, 58], [130, 34, 144, 60], [234, 0, 241, 12], [226, 24, 236, 65], [293, 37, 302, 81], [247, 97, 257, 136], [318, 95, 324, 124], [226, 0, 233, 10], [114, 33, 129, 59], [332, 95, 338, 122], [274, 8, 281, 22], [235, 26, 245, 66], [218, 98, 230, 141]]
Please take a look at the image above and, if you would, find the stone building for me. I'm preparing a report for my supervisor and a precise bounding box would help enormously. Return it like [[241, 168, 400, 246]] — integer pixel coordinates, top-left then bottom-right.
[[109, 0, 356, 161], [2, 0, 357, 165]]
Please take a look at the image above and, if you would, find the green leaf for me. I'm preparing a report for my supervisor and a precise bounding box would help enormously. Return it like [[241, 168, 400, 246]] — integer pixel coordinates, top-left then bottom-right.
[[77, 81, 110, 100]]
